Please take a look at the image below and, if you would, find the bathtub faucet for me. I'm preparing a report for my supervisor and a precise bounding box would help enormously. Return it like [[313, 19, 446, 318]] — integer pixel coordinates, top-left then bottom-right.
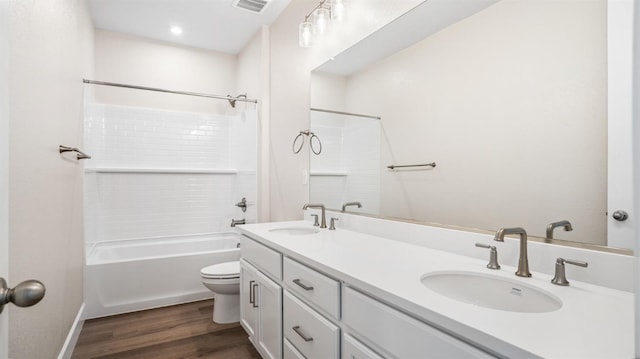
[[231, 219, 245, 227]]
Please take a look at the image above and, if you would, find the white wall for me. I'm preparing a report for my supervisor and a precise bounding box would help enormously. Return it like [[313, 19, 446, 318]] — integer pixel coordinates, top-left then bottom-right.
[[7, 0, 93, 357], [93, 29, 237, 114], [336, 0, 607, 244], [236, 28, 268, 222], [268, 0, 424, 221], [0, 2, 10, 357], [632, 0, 640, 356]]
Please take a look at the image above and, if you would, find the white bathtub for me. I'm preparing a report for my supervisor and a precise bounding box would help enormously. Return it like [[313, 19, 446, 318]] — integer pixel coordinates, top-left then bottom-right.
[[84, 232, 241, 319]]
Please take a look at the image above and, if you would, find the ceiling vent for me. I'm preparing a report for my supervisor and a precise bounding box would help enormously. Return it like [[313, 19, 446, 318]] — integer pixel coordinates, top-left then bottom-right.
[[233, 0, 269, 13]]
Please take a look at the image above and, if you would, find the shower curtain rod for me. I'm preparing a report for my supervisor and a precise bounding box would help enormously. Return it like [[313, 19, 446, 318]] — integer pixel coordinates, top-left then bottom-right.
[[310, 107, 381, 120], [82, 79, 258, 104]]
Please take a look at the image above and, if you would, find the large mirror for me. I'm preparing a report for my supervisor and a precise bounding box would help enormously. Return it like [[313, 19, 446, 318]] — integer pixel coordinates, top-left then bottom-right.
[[310, 0, 632, 251]]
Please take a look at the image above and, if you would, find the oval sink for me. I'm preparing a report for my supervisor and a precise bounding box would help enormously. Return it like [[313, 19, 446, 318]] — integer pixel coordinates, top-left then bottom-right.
[[421, 271, 562, 313], [268, 227, 319, 235]]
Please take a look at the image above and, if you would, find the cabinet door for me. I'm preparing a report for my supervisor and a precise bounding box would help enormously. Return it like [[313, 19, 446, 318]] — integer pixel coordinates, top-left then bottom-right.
[[240, 259, 258, 340], [256, 269, 283, 359]]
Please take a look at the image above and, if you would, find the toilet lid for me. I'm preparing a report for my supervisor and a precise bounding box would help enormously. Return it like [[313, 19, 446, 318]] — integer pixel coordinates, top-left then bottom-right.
[[201, 261, 240, 278]]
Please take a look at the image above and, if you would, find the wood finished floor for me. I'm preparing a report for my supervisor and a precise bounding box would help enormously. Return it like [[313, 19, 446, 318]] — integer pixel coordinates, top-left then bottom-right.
[[72, 300, 261, 359]]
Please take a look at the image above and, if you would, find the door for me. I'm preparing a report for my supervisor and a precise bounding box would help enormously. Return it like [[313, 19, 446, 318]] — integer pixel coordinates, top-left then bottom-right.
[[2, 0, 88, 357], [256, 270, 282, 359], [240, 259, 258, 340]]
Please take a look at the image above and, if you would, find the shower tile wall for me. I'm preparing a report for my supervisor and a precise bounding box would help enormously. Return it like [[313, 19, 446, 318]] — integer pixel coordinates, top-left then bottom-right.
[[310, 113, 380, 213], [84, 104, 257, 245]]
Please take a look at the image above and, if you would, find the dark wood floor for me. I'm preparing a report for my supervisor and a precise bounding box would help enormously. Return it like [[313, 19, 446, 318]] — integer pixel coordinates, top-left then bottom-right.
[[72, 300, 261, 359]]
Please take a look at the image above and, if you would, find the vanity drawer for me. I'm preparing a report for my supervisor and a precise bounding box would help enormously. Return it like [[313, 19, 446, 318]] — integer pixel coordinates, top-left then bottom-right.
[[284, 339, 305, 359], [241, 235, 282, 281], [343, 333, 384, 359], [342, 287, 493, 358], [283, 256, 340, 318], [284, 290, 340, 359]]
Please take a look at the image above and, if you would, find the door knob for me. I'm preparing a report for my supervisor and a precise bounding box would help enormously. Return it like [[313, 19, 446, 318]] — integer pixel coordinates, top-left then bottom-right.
[[612, 210, 629, 222], [0, 278, 46, 314]]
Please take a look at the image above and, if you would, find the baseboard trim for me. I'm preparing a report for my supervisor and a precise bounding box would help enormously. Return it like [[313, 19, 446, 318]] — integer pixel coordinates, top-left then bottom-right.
[[57, 302, 85, 359]]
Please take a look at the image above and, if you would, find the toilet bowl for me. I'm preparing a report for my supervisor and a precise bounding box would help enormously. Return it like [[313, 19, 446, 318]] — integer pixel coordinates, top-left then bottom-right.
[[200, 261, 240, 324]]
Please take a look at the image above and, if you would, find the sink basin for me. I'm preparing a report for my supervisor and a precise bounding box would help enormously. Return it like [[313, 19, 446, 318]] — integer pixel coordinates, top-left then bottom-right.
[[421, 271, 562, 313], [268, 227, 319, 235]]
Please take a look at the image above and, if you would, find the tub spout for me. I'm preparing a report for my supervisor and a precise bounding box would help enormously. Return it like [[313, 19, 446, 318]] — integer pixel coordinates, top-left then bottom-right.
[[231, 219, 245, 227]]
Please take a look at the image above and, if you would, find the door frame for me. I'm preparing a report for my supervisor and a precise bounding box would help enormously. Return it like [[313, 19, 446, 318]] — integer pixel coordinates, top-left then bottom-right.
[[607, 0, 636, 249]]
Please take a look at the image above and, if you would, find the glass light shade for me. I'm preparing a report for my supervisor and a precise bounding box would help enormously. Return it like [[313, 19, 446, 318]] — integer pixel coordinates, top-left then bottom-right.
[[331, 0, 344, 21], [299, 21, 314, 47], [312, 7, 330, 35]]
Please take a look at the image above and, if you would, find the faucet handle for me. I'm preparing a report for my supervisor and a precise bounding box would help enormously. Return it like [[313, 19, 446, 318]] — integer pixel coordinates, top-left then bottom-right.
[[310, 214, 319, 227], [551, 258, 588, 286], [475, 243, 500, 270], [329, 217, 339, 230]]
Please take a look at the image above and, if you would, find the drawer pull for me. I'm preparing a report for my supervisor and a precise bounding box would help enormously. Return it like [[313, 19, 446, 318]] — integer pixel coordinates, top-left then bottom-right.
[[292, 326, 314, 342], [249, 280, 255, 304], [252, 282, 259, 308], [293, 278, 314, 291]]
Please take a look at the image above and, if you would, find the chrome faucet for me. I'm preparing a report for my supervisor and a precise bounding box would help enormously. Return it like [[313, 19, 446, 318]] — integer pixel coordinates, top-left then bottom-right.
[[341, 201, 362, 212], [303, 203, 326, 228], [493, 227, 531, 277], [230, 219, 245, 227], [546, 220, 573, 240]]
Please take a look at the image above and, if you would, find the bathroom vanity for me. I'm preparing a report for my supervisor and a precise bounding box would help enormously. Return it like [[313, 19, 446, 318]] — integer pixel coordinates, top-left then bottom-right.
[[237, 217, 633, 358]]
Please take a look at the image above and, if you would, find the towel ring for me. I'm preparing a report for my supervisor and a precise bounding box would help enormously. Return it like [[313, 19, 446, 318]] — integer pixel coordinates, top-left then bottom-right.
[[292, 133, 305, 154], [310, 134, 322, 155], [292, 130, 322, 155]]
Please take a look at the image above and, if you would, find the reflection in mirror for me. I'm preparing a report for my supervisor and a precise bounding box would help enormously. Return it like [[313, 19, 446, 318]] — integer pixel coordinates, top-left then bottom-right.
[[309, 109, 381, 214], [310, 0, 623, 249]]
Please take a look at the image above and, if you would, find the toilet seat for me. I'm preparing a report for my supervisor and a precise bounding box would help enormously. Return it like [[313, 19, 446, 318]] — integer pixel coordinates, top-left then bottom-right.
[[201, 261, 240, 279]]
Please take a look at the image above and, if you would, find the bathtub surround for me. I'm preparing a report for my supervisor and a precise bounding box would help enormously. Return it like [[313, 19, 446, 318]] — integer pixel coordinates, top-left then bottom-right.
[[309, 111, 381, 213], [83, 104, 257, 245]]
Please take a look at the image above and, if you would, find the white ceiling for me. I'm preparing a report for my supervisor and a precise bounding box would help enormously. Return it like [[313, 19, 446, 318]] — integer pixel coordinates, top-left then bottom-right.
[[88, 0, 291, 54]]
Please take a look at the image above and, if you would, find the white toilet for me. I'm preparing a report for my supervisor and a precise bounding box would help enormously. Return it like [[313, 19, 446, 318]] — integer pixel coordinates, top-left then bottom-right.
[[200, 261, 241, 324]]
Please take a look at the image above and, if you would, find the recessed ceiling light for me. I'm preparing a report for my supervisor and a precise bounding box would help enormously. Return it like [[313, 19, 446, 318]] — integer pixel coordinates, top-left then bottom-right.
[[170, 26, 183, 35]]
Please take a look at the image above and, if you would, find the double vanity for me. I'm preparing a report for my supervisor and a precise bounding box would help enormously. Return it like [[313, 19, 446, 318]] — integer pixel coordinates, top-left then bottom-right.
[[237, 213, 633, 358]]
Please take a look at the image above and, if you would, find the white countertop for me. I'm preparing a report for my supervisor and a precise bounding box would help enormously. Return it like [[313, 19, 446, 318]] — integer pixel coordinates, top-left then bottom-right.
[[238, 220, 634, 359]]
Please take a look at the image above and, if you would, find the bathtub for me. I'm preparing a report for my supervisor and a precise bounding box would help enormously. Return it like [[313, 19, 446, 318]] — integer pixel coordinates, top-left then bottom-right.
[[84, 232, 240, 319]]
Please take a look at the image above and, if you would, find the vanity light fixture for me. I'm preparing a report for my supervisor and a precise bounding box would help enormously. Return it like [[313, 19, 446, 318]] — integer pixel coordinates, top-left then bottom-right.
[[170, 25, 183, 35], [298, 0, 346, 47]]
